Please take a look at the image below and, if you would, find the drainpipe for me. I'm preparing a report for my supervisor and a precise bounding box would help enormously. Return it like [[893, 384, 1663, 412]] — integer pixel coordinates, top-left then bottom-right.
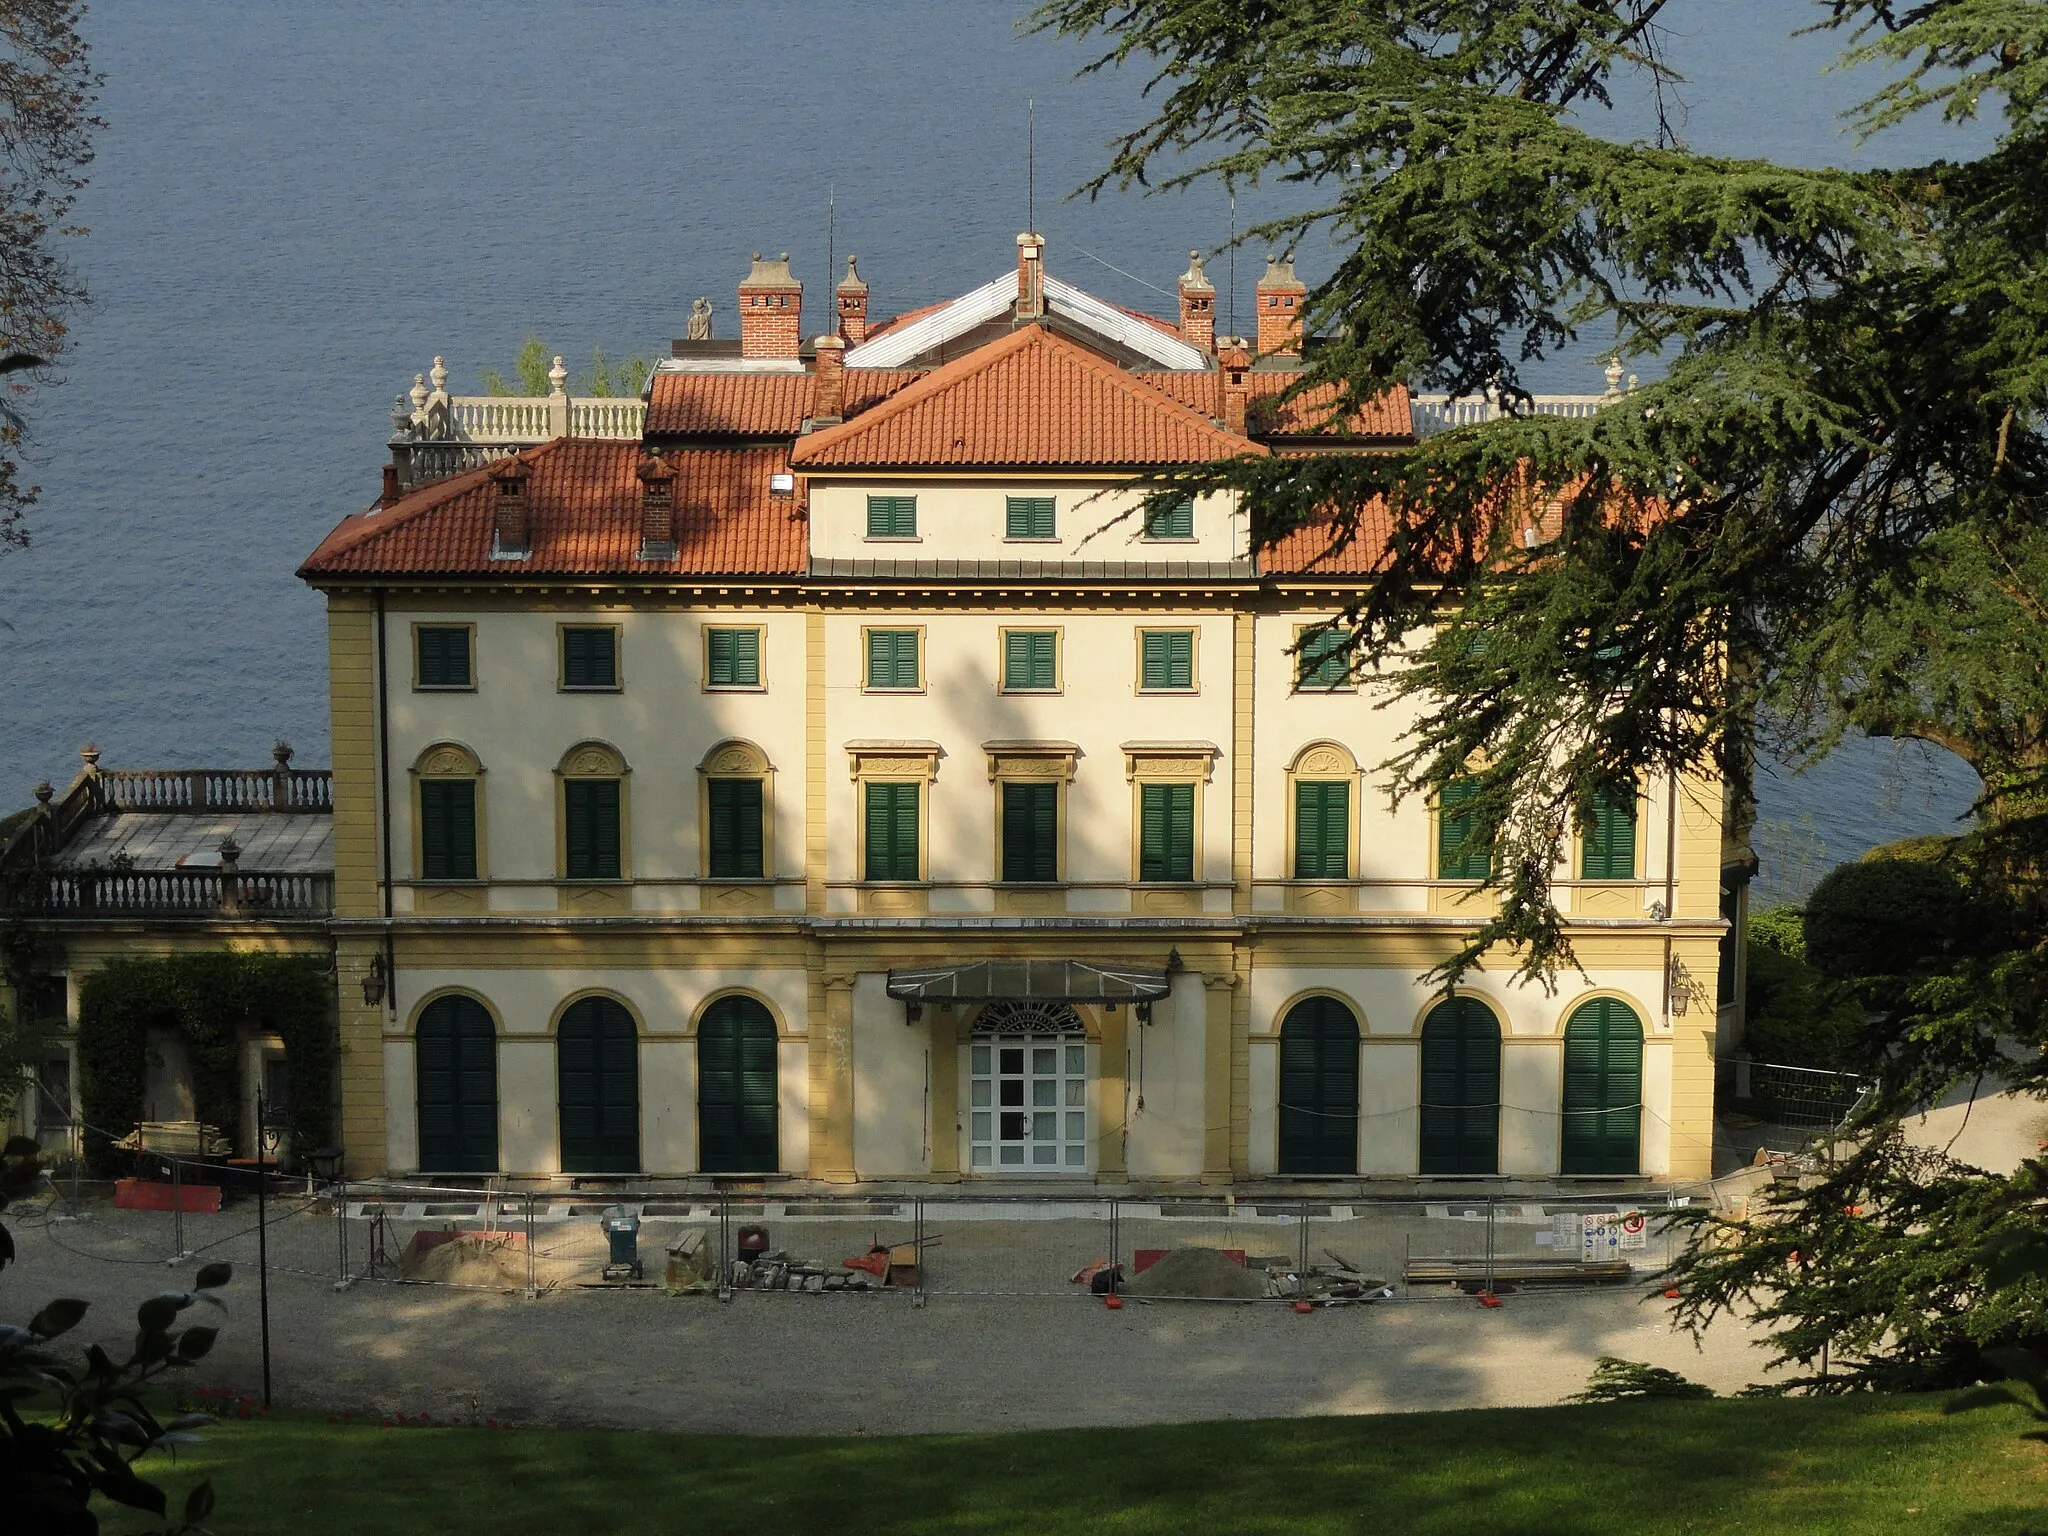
[[373, 589, 396, 1021]]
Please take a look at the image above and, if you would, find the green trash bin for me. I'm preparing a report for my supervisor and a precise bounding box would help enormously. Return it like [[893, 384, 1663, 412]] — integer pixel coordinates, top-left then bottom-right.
[[602, 1205, 642, 1280]]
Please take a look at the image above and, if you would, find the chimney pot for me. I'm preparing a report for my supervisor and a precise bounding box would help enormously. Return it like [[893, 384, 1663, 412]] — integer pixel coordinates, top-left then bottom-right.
[[1015, 232, 1045, 321], [490, 455, 531, 556], [636, 449, 676, 559], [1217, 339, 1252, 434], [837, 254, 870, 345], [740, 251, 804, 359], [1178, 250, 1217, 356], [1255, 252, 1308, 359], [812, 334, 847, 426]]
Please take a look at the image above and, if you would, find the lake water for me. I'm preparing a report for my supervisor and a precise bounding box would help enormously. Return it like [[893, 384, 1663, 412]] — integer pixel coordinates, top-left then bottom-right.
[[0, 0, 1987, 899]]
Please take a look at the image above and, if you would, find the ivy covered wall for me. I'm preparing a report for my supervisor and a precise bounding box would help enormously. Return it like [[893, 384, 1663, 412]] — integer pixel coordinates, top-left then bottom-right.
[[76, 953, 336, 1173]]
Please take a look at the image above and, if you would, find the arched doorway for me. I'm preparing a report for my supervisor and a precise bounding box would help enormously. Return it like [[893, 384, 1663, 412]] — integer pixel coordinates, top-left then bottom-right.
[[698, 995, 778, 1173], [1561, 998, 1643, 1175], [1278, 997, 1360, 1175], [416, 994, 498, 1173], [969, 1000, 1089, 1173], [1419, 997, 1500, 1175], [558, 996, 639, 1174]]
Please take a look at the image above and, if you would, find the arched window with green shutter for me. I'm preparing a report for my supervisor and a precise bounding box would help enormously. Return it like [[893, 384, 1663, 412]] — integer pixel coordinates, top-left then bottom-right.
[[1561, 997, 1643, 1174], [415, 994, 498, 1173], [1278, 997, 1360, 1174], [1419, 997, 1500, 1174], [557, 996, 639, 1174], [698, 995, 779, 1173], [1581, 788, 1638, 879]]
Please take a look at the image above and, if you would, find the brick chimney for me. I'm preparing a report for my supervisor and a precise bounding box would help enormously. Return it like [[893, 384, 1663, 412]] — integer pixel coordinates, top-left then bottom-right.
[[836, 255, 869, 346], [812, 334, 846, 426], [739, 251, 803, 360], [489, 454, 531, 557], [1217, 339, 1251, 436], [1015, 232, 1045, 322], [1177, 251, 1216, 355], [636, 450, 675, 560], [1255, 253, 1307, 358]]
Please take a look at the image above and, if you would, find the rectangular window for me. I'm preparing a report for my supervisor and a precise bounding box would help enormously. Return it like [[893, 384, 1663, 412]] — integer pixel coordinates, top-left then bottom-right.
[[564, 778, 622, 880], [561, 626, 619, 690], [1002, 629, 1058, 691], [419, 779, 478, 881], [865, 628, 921, 690], [866, 495, 918, 538], [1296, 625, 1351, 689], [864, 781, 920, 881], [415, 626, 473, 690], [1294, 780, 1350, 879], [706, 778, 765, 879], [705, 627, 762, 688], [1139, 629, 1196, 691], [1001, 782, 1059, 883], [1582, 788, 1638, 880], [1138, 782, 1196, 882], [1143, 497, 1194, 540], [1005, 495, 1056, 540], [1436, 778, 1492, 880]]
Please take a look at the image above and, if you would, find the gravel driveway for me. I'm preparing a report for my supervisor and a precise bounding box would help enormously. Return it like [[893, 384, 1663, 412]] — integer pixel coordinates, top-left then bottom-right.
[[1, 1192, 1777, 1435]]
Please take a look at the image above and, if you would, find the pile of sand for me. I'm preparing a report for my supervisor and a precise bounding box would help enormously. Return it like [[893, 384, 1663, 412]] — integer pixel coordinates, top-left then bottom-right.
[[1124, 1246, 1268, 1301], [399, 1232, 582, 1291]]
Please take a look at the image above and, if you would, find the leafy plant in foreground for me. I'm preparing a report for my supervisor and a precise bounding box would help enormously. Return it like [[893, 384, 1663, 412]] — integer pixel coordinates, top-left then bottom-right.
[[0, 1137, 232, 1533]]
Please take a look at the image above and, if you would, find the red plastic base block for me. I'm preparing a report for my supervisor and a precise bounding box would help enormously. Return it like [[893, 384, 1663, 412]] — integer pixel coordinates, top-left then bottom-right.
[[114, 1178, 221, 1214]]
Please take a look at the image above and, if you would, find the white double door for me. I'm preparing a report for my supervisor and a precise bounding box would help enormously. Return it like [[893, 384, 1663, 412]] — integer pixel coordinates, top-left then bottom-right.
[[968, 1032, 1089, 1172]]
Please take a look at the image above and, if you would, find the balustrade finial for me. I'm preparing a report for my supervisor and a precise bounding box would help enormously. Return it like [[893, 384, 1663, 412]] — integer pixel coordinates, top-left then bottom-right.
[[1603, 357, 1625, 399], [34, 780, 52, 805], [429, 356, 448, 394], [79, 742, 101, 773], [273, 740, 294, 767], [548, 355, 569, 397], [218, 835, 241, 871], [410, 373, 429, 412]]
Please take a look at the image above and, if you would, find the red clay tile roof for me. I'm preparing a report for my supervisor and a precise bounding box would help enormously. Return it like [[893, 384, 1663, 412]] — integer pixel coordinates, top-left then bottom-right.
[[1259, 505, 1399, 575], [788, 325, 1265, 470], [299, 440, 806, 580], [1138, 371, 1414, 440], [644, 368, 926, 436]]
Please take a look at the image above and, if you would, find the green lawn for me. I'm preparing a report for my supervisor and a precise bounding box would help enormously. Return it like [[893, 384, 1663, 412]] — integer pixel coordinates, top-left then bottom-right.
[[106, 1395, 2048, 1535]]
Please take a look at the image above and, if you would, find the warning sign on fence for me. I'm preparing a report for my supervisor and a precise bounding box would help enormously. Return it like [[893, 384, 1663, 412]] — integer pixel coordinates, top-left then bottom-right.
[[1580, 1211, 1648, 1259]]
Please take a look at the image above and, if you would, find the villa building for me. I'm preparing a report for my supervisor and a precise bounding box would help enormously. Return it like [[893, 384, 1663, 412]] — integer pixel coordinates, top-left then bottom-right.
[[284, 235, 1736, 1186]]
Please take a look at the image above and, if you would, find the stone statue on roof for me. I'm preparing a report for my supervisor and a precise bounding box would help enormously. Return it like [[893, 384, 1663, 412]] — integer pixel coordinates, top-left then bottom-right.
[[687, 297, 714, 341]]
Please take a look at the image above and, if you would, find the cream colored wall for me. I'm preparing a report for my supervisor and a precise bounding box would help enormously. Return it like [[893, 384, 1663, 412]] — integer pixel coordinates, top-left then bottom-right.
[[822, 610, 1236, 890], [808, 479, 1244, 564], [379, 601, 809, 890], [1121, 971, 1209, 1179], [850, 973, 931, 1178]]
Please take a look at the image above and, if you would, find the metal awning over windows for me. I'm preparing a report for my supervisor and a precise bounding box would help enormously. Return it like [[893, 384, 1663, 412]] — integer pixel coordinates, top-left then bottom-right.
[[885, 959, 1172, 1005]]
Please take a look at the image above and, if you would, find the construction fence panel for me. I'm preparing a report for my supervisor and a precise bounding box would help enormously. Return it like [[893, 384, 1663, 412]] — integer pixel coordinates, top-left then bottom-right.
[[720, 1198, 926, 1300], [1110, 1199, 1280, 1302], [912, 1197, 1115, 1298]]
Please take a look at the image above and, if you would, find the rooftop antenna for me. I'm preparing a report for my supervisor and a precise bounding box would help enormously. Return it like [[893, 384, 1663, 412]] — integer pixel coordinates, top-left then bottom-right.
[[1228, 189, 1238, 340], [826, 182, 835, 328], [1027, 96, 1035, 234]]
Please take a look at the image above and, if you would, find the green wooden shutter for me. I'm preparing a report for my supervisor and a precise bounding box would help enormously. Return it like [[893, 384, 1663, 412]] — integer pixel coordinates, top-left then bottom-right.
[[419, 779, 477, 880], [1297, 626, 1349, 687], [1144, 497, 1194, 539], [563, 627, 617, 689], [698, 996, 779, 1173], [565, 779, 622, 880], [1140, 783, 1195, 881], [416, 626, 471, 688], [1561, 998, 1643, 1174], [416, 995, 498, 1173], [707, 628, 760, 687], [1141, 630, 1194, 689], [1001, 782, 1058, 882], [867, 495, 917, 538], [558, 996, 638, 1174], [1294, 780, 1349, 879], [1437, 779, 1491, 879], [865, 782, 919, 881], [867, 629, 919, 688], [1582, 789, 1637, 879], [1004, 630, 1056, 690], [1277, 996, 1360, 1174], [1006, 495, 1056, 539], [1418, 998, 1501, 1174], [706, 778, 764, 879]]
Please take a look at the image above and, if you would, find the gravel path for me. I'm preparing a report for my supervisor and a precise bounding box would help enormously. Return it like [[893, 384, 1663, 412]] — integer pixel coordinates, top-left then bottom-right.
[[1, 1195, 1777, 1435]]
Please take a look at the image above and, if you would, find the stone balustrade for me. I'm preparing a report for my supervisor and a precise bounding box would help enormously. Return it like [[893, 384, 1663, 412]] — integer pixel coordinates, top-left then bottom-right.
[[389, 355, 647, 491]]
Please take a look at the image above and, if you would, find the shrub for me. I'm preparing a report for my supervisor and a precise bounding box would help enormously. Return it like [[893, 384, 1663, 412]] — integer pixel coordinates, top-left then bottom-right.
[[1804, 858, 1969, 982]]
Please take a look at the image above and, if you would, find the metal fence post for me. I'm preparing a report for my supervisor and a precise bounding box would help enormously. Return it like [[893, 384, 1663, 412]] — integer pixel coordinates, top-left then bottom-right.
[[914, 1197, 927, 1305], [1297, 1200, 1311, 1297], [718, 1191, 733, 1302], [1109, 1198, 1121, 1293], [1485, 1197, 1496, 1296], [524, 1192, 538, 1300], [336, 1176, 349, 1287], [168, 1155, 190, 1263]]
